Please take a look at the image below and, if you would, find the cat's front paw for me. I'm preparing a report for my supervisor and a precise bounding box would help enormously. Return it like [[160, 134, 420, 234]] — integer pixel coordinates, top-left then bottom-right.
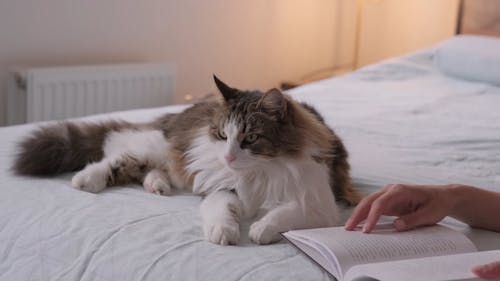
[[249, 220, 281, 245], [71, 163, 108, 193], [143, 170, 171, 195], [204, 221, 240, 245]]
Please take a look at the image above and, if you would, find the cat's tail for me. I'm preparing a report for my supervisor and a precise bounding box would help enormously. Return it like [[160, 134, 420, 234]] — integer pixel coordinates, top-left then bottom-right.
[[13, 120, 133, 176]]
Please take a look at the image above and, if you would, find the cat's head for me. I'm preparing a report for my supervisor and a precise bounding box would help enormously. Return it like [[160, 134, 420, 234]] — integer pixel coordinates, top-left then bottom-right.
[[210, 76, 303, 171]]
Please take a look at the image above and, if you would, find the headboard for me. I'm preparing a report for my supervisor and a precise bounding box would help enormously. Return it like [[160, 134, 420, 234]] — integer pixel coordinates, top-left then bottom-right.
[[457, 0, 500, 37]]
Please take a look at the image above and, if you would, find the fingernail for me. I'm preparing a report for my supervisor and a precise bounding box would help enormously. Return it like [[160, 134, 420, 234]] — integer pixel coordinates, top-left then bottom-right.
[[344, 219, 351, 228], [394, 219, 406, 230], [472, 265, 484, 273], [475, 263, 496, 273], [362, 225, 369, 233], [472, 264, 490, 277]]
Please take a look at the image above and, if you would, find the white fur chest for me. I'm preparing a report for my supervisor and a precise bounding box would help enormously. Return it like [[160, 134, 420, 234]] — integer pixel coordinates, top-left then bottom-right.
[[185, 133, 239, 194], [185, 132, 338, 220], [236, 157, 338, 219]]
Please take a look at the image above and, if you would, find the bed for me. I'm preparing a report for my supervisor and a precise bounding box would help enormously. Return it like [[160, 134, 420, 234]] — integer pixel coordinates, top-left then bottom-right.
[[1, 35, 500, 280]]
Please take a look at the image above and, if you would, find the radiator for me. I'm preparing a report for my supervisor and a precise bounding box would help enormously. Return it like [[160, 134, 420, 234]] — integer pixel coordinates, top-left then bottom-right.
[[6, 63, 175, 125]]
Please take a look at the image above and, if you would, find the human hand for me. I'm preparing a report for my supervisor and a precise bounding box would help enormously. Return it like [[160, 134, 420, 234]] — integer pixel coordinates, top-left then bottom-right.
[[472, 261, 500, 280], [344, 184, 458, 233]]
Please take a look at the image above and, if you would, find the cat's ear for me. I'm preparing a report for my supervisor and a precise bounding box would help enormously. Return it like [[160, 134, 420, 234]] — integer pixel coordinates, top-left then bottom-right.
[[258, 88, 288, 120], [214, 75, 238, 102]]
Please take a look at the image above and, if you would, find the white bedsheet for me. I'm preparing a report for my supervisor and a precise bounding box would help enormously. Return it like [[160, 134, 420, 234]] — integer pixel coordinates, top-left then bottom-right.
[[1, 49, 499, 281]]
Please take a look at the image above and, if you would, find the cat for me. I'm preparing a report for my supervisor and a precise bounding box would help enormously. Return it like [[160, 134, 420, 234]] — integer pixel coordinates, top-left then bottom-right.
[[13, 76, 360, 245]]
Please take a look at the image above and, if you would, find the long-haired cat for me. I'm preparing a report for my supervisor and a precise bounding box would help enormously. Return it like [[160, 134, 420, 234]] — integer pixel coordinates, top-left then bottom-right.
[[13, 76, 360, 245]]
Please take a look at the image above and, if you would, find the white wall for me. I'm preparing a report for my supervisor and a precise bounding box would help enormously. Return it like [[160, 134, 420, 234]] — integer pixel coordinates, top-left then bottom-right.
[[357, 0, 459, 67], [0, 0, 459, 126], [0, 0, 348, 126]]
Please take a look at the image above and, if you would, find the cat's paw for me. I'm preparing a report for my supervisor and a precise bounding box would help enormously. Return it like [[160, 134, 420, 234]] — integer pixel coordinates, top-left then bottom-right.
[[249, 220, 281, 245], [71, 163, 108, 193], [143, 170, 171, 195], [203, 221, 240, 245]]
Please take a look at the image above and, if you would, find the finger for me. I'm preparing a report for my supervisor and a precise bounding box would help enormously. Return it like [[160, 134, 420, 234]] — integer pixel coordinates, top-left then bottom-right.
[[344, 193, 379, 230], [361, 191, 397, 233], [472, 261, 500, 280], [394, 204, 445, 231], [361, 202, 385, 233], [344, 191, 384, 230], [361, 185, 415, 233]]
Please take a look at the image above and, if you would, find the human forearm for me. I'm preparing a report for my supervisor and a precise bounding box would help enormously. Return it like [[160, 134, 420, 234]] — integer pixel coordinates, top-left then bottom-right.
[[448, 184, 500, 232]]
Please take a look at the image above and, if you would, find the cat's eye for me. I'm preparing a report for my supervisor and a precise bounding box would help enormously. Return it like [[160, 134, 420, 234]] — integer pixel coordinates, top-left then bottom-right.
[[244, 133, 258, 144], [217, 128, 227, 140]]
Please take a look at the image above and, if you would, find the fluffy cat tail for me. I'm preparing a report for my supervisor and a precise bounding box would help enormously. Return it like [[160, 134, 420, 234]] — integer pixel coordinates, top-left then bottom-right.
[[13, 120, 132, 176]]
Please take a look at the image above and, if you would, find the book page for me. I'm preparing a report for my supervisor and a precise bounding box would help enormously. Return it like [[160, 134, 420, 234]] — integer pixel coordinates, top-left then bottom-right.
[[285, 223, 477, 278], [344, 249, 500, 281], [282, 234, 340, 279]]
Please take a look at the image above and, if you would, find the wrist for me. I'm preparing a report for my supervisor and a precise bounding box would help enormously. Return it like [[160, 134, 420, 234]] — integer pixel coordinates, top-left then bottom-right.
[[444, 184, 472, 217]]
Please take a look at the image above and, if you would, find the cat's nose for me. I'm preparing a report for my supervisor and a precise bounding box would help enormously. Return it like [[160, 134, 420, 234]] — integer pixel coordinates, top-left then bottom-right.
[[224, 154, 236, 163]]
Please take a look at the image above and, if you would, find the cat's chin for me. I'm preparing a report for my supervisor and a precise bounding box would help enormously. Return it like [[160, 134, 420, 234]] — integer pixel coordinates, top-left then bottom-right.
[[226, 162, 252, 172]]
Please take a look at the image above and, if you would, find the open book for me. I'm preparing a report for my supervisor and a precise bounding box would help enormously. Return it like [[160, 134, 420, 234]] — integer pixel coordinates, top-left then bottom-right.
[[282, 223, 500, 281]]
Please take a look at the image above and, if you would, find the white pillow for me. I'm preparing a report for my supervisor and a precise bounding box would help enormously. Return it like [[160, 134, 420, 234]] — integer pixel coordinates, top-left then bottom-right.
[[434, 35, 500, 85]]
